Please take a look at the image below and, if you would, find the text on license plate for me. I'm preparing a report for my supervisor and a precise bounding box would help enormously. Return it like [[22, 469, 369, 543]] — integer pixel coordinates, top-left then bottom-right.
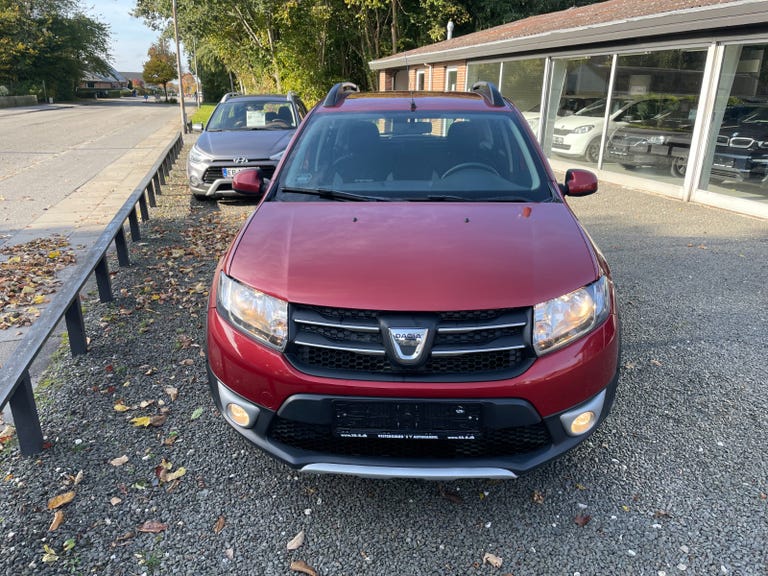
[[553, 136, 564, 144], [222, 167, 247, 178]]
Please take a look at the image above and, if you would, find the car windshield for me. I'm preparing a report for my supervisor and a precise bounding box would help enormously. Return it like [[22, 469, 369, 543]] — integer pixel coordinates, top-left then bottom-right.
[[207, 100, 296, 131], [274, 110, 553, 203]]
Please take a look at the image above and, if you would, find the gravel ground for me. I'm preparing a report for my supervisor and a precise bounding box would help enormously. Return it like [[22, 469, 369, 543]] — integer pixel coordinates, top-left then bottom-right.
[[1, 143, 767, 576]]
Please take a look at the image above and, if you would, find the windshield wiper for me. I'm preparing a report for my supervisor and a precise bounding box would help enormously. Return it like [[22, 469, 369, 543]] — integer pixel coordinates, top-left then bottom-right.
[[280, 187, 392, 202]]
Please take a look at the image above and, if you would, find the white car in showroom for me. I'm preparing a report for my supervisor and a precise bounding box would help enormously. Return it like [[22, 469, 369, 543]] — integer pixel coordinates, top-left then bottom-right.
[[552, 97, 671, 163]]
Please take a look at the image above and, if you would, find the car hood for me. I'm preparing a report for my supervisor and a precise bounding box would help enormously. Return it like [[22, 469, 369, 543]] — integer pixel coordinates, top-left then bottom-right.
[[196, 129, 294, 160], [226, 202, 599, 311]]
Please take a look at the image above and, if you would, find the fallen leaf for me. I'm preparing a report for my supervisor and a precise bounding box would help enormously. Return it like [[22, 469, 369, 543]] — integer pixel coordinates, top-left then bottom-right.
[[47, 491, 75, 510], [110, 455, 129, 467], [225, 548, 234, 560], [163, 467, 186, 482], [213, 515, 226, 534], [164, 386, 178, 401], [439, 485, 463, 504], [139, 400, 155, 408], [49, 510, 64, 531], [180, 358, 194, 366], [190, 407, 204, 420], [63, 538, 75, 552], [130, 416, 151, 428], [650, 359, 662, 367], [653, 510, 672, 518], [73, 470, 84, 485], [0, 425, 15, 443], [137, 521, 168, 533], [574, 513, 592, 527], [42, 544, 59, 564], [110, 497, 122, 506], [149, 414, 167, 427], [482, 552, 503, 568], [289, 560, 318, 576], [287, 530, 305, 551], [532, 490, 545, 504]]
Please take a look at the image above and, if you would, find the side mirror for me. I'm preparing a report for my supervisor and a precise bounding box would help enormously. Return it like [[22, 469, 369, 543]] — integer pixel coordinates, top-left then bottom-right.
[[192, 122, 204, 132], [232, 168, 265, 197], [561, 168, 598, 197]]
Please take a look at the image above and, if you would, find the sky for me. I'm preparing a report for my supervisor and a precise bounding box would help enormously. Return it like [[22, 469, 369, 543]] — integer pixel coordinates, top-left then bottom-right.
[[85, 0, 176, 73]]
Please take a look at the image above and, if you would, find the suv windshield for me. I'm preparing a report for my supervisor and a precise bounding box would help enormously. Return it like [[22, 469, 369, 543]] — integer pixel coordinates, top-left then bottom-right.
[[275, 110, 553, 202], [207, 100, 297, 131]]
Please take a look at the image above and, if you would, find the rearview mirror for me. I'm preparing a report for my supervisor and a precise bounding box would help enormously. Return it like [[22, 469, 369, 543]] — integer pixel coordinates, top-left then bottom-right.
[[232, 168, 265, 197], [192, 122, 204, 132], [561, 169, 598, 197]]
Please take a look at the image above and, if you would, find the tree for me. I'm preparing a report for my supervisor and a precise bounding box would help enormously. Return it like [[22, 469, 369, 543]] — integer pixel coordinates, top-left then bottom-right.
[[0, 0, 110, 99], [143, 39, 177, 101]]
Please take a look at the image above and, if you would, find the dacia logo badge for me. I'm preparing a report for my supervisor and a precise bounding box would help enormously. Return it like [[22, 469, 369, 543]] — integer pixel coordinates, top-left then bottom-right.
[[387, 327, 429, 365]]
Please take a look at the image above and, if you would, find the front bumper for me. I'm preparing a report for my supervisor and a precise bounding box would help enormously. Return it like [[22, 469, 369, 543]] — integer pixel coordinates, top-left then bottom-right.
[[207, 307, 620, 478], [209, 370, 617, 479]]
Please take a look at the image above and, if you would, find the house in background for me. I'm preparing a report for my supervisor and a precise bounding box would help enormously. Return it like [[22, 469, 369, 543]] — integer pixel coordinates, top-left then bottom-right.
[[78, 67, 128, 97]]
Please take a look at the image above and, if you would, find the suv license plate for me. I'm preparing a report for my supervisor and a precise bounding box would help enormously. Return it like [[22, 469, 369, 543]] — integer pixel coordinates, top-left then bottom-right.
[[222, 167, 247, 178]]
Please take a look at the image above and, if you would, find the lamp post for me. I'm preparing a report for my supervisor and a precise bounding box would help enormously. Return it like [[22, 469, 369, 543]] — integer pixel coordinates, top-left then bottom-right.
[[171, 0, 188, 133]]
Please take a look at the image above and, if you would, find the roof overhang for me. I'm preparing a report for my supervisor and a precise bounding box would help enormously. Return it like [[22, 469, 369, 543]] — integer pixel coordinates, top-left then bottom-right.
[[370, 0, 768, 70]]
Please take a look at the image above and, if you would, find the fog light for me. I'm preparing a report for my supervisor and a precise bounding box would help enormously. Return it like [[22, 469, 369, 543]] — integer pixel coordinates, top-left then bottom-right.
[[227, 403, 251, 427], [570, 411, 596, 435], [559, 390, 606, 437], [190, 175, 202, 185]]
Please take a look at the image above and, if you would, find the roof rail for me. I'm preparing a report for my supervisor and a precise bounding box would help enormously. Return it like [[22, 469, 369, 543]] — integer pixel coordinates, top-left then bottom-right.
[[323, 82, 359, 107], [471, 81, 505, 107]]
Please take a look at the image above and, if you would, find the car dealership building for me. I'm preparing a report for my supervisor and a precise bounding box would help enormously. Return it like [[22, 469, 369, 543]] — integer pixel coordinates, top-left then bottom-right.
[[370, 0, 768, 219]]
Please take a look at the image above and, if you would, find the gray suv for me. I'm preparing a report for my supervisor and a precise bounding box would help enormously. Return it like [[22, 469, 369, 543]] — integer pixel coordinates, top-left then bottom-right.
[[188, 93, 307, 200]]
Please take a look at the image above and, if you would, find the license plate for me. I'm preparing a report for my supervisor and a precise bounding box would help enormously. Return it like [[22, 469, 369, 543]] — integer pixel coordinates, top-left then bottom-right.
[[333, 401, 482, 440], [553, 136, 564, 145], [222, 167, 247, 178]]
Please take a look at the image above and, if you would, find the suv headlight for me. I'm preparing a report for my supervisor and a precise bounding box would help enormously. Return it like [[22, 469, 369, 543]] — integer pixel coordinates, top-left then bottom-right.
[[533, 276, 611, 355], [217, 273, 288, 350], [647, 135, 667, 145], [189, 145, 213, 165]]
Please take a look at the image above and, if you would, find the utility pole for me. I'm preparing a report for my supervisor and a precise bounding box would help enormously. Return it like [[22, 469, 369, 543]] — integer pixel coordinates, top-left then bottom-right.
[[171, 0, 188, 133]]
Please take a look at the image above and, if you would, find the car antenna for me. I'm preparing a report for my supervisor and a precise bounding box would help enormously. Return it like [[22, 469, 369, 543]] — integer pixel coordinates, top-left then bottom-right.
[[404, 54, 417, 111]]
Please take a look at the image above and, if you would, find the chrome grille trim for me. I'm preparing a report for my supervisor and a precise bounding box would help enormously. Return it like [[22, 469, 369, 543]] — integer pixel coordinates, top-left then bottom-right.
[[286, 305, 532, 377]]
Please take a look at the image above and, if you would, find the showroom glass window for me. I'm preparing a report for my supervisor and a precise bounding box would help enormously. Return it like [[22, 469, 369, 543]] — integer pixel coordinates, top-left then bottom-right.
[[544, 56, 613, 163], [601, 49, 706, 183], [466, 62, 501, 88], [698, 44, 768, 206], [500, 59, 546, 135]]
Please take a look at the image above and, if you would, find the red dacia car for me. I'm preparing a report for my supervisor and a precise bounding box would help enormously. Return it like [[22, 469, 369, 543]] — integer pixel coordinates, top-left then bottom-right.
[[206, 82, 620, 479]]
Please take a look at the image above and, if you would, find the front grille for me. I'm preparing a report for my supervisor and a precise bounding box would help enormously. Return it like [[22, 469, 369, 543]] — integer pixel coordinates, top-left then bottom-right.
[[553, 128, 570, 136], [728, 137, 755, 149], [268, 416, 550, 458], [284, 305, 532, 381], [203, 165, 276, 183]]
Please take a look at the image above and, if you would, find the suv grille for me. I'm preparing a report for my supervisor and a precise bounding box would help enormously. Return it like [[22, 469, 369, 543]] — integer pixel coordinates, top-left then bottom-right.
[[203, 165, 276, 183], [268, 416, 550, 458], [285, 305, 533, 381]]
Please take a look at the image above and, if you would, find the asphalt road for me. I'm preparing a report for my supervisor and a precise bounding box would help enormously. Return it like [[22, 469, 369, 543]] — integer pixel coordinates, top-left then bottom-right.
[[0, 144, 766, 575], [0, 99, 179, 242]]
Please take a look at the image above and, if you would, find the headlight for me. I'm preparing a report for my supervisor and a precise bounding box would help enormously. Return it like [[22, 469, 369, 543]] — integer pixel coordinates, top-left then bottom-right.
[[572, 124, 595, 134], [188, 145, 213, 164], [217, 273, 288, 350], [647, 135, 667, 145], [533, 276, 611, 355]]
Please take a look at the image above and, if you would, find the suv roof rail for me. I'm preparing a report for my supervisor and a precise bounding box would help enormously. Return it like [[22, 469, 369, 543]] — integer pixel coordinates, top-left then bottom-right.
[[471, 81, 505, 107], [323, 82, 360, 107]]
